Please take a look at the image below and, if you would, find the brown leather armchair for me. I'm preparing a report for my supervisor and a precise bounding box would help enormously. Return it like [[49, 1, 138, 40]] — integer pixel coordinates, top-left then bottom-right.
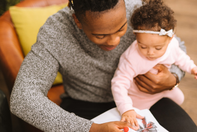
[[0, 0, 68, 131]]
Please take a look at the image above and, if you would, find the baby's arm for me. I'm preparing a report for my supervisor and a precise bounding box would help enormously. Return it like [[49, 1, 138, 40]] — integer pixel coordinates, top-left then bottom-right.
[[111, 59, 136, 115], [111, 46, 139, 115], [111, 50, 144, 130], [173, 39, 197, 75]]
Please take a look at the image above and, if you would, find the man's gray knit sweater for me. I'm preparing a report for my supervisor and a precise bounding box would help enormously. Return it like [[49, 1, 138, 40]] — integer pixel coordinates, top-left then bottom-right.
[[10, 0, 185, 131]]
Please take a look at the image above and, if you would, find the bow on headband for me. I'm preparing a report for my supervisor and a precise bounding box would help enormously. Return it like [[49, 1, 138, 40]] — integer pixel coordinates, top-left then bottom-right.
[[133, 29, 174, 37], [159, 29, 174, 37]]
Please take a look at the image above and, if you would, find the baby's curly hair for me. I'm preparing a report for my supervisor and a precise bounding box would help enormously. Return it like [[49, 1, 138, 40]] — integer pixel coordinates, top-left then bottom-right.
[[131, 0, 177, 31]]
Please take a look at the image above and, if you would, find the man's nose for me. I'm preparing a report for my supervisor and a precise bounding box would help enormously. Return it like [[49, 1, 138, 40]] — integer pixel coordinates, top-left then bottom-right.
[[106, 35, 120, 46]]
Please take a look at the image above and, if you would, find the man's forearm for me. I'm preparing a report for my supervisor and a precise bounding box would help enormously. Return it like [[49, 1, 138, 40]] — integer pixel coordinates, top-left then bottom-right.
[[170, 64, 185, 82]]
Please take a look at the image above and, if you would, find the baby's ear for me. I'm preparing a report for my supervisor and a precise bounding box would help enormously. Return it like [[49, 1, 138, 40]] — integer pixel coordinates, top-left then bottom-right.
[[170, 34, 175, 39]]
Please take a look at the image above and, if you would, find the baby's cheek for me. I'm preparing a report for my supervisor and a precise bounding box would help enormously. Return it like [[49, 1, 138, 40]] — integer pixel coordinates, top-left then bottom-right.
[[158, 50, 166, 57]]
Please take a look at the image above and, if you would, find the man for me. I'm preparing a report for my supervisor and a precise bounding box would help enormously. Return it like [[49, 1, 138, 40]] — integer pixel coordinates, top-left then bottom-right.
[[10, 0, 197, 131]]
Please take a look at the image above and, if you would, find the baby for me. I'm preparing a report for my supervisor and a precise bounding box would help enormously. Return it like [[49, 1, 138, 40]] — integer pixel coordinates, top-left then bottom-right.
[[111, 0, 197, 130]]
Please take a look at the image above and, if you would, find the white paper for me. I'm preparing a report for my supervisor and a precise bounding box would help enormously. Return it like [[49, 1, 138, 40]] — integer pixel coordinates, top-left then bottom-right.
[[91, 107, 168, 132]]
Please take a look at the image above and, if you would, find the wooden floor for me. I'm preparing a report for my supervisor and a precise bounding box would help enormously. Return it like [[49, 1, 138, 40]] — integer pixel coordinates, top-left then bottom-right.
[[0, 0, 196, 131]]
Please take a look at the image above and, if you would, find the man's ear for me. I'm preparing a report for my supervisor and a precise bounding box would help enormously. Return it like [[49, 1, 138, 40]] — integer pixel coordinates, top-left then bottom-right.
[[72, 14, 82, 29]]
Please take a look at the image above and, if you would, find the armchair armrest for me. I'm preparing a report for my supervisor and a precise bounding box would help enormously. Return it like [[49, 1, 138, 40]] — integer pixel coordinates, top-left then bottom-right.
[[0, 0, 68, 94], [0, 11, 24, 94]]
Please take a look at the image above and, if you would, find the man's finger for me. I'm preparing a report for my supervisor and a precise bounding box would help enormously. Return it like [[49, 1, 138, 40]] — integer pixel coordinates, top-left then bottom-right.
[[116, 121, 133, 129], [153, 64, 166, 72], [135, 77, 152, 92], [143, 71, 159, 83], [135, 82, 149, 93]]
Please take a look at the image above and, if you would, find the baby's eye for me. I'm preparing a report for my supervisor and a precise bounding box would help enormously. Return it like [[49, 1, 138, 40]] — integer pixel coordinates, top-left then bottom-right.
[[95, 35, 105, 39], [155, 47, 162, 50], [141, 46, 147, 49]]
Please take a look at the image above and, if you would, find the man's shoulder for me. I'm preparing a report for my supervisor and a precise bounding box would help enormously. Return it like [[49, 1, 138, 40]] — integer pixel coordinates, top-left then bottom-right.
[[38, 7, 78, 42], [125, 0, 142, 13], [125, 0, 142, 29], [46, 7, 74, 29], [125, 0, 142, 6], [34, 7, 81, 53]]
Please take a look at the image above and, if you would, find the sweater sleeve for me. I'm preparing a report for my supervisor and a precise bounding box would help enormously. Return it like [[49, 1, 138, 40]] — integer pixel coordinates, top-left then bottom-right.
[[10, 13, 93, 131], [10, 43, 93, 132], [111, 48, 136, 115]]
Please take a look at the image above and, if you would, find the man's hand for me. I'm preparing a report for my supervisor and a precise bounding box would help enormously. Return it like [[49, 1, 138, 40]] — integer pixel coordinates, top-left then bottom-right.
[[89, 121, 133, 132], [134, 64, 176, 94]]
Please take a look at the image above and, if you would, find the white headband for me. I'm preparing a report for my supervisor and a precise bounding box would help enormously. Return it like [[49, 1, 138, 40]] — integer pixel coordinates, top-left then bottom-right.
[[133, 29, 174, 37]]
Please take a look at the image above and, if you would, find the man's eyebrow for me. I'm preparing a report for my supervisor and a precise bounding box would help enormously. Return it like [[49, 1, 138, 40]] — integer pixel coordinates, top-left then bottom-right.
[[92, 21, 127, 36]]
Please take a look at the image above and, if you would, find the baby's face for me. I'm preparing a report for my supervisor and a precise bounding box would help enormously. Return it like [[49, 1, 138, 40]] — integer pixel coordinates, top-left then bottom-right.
[[135, 33, 172, 60]]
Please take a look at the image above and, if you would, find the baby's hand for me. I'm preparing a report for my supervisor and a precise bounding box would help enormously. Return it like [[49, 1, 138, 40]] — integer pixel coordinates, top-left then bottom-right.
[[191, 67, 197, 79], [121, 110, 144, 130]]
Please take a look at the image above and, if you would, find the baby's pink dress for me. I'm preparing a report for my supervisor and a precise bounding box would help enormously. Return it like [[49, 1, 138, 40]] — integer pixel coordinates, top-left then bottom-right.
[[111, 37, 196, 115]]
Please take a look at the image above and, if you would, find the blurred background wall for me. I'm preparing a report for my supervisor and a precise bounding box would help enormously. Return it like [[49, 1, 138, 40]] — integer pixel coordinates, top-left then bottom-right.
[[165, 0, 197, 125]]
